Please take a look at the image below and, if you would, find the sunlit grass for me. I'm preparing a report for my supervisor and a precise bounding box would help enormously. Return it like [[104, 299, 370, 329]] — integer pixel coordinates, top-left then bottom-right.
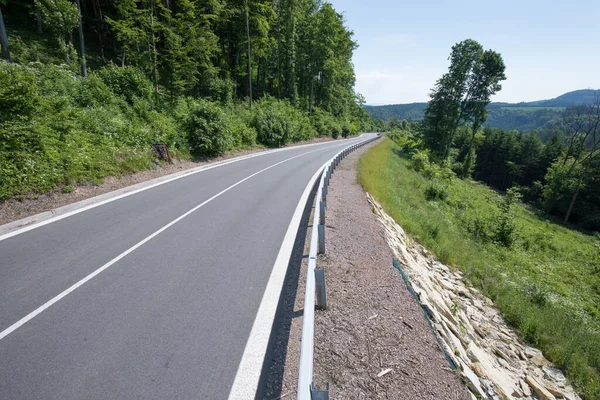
[[359, 138, 600, 399]]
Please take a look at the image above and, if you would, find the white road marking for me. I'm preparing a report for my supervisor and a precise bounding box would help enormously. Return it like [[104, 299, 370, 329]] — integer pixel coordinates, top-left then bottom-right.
[[0, 144, 342, 341], [229, 162, 323, 400], [227, 155, 328, 399], [229, 135, 376, 399], [0, 139, 356, 242]]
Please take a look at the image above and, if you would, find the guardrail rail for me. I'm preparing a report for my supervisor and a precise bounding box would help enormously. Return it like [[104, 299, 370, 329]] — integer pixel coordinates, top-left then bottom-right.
[[297, 134, 381, 400]]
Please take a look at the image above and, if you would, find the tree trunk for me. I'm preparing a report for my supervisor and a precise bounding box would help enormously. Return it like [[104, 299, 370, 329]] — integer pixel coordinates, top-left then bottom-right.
[[75, 0, 87, 77], [0, 8, 11, 62], [309, 74, 314, 113], [245, 0, 252, 110], [276, 0, 282, 99], [286, 1, 297, 104], [92, 0, 106, 62], [233, 49, 239, 99], [149, 0, 159, 97], [564, 181, 581, 225], [35, 1, 43, 33]]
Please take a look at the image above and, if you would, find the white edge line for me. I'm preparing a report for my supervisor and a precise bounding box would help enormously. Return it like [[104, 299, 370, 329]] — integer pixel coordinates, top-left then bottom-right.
[[0, 146, 332, 342], [0, 139, 355, 242], [227, 157, 327, 400], [227, 135, 378, 400]]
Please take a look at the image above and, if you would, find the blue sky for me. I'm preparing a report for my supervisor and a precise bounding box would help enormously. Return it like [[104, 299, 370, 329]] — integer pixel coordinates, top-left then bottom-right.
[[327, 0, 600, 105]]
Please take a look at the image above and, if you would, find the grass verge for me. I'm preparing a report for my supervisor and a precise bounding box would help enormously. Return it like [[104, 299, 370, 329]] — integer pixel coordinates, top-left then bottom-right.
[[358, 138, 600, 399]]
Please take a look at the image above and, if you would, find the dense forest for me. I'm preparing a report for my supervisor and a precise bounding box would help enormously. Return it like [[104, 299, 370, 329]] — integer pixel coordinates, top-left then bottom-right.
[[388, 40, 600, 231], [366, 89, 599, 132], [0, 0, 377, 200]]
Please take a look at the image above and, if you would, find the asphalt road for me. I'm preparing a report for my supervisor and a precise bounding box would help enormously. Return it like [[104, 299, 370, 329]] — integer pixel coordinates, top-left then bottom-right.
[[0, 135, 375, 400]]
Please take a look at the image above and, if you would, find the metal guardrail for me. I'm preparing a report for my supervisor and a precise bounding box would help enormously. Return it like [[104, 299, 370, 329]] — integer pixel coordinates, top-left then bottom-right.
[[297, 134, 381, 400]]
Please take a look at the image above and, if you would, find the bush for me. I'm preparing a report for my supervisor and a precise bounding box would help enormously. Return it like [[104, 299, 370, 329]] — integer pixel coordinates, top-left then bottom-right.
[[227, 104, 257, 148], [184, 99, 236, 155], [341, 123, 351, 138], [96, 64, 154, 105], [331, 124, 341, 139], [0, 62, 168, 199], [493, 187, 522, 247], [252, 97, 315, 147], [388, 128, 420, 154], [424, 181, 449, 201], [0, 61, 41, 123], [410, 151, 430, 172], [310, 107, 335, 137]]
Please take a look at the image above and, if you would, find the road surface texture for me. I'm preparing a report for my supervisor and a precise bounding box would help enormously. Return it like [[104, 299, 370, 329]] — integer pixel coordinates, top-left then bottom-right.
[[0, 135, 374, 400]]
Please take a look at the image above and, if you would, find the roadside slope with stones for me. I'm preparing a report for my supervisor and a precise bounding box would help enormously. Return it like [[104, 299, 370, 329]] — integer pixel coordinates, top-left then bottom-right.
[[367, 193, 581, 400]]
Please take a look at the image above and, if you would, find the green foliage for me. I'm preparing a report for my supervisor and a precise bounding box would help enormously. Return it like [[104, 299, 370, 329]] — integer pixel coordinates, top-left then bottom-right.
[[0, 0, 372, 200], [494, 187, 522, 247], [183, 99, 236, 155], [424, 181, 449, 201], [251, 97, 315, 147], [34, 0, 79, 64], [409, 151, 430, 172], [310, 107, 340, 137], [359, 139, 600, 399], [0, 62, 174, 200], [0, 61, 40, 123], [421, 39, 506, 160], [96, 65, 154, 105]]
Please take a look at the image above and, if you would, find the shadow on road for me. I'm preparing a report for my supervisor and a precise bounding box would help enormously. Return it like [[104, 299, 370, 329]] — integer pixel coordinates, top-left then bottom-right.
[[255, 177, 319, 400]]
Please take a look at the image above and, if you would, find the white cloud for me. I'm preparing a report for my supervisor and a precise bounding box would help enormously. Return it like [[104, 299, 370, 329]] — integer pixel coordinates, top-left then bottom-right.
[[356, 68, 435, 105]]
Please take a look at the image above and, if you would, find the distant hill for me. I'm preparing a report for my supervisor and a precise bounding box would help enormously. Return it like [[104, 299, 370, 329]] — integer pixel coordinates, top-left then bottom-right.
[[365, 89, 599, 132]]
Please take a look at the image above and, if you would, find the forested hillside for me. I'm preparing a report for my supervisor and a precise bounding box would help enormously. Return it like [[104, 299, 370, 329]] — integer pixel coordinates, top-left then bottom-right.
[[0, 0, 376, 200], [366, 89, 599, 132], [387, 88, 600, 230]]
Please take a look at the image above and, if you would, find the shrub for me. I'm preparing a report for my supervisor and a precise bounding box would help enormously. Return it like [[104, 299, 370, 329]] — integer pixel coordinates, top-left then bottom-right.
[[493, 187, 522, 247], [310, 107, 337, 137], [341, 123, 351, 138], [252, 97, 315, 147], [425, 181, 449, 201], [184, 99, 235, 155], [96, 64, 154, 105], [331, 124, 341, 139], [0, 62, 41, 123], [410, 151, 430, 172]]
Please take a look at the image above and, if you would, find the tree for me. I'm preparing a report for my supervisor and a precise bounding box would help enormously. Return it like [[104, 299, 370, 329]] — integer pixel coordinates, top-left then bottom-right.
[[245, 0, 252, 109], [421, 39, 505, 162], [548, 96, 600, 224], [35, 0, 80, 65], [74, 0, 86, 77], [0, 3, 10, 62]]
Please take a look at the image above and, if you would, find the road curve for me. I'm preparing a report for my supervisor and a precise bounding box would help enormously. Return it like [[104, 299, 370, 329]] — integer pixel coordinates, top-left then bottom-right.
[[0, 135, 375, 400]]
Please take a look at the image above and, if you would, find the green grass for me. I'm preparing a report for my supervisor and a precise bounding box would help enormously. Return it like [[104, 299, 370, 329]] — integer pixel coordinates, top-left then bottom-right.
[[359, 138, 600, 399]]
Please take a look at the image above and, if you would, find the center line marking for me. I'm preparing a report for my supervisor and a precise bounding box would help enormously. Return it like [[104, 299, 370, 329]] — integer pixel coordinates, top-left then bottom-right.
[[0, 143, 351, 341]]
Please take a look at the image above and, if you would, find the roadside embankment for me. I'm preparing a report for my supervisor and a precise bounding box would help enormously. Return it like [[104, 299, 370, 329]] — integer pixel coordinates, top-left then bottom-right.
[[358, 138, 600, 399], [369, 192, 581, 399]]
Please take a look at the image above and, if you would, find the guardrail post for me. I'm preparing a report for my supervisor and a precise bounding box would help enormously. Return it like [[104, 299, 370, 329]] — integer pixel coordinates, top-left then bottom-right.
[[318, 224, 325, 254], [315, 268, 327, 309], [319, 201, 325, 225], [311, 383, 330, 400]]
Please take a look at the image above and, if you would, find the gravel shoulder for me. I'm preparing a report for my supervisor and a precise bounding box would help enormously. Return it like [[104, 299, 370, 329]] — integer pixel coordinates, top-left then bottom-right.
[[0, 137, 333, 226], [263, 141, 470, 399]]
